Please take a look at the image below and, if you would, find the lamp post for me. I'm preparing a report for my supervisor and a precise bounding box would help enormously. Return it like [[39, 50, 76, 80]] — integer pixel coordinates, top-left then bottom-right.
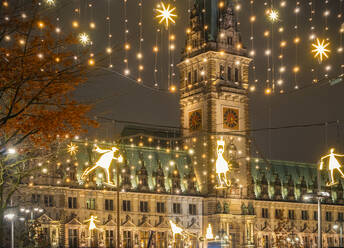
[[5, 212, 15, 248], [333, 222, 343, 247]]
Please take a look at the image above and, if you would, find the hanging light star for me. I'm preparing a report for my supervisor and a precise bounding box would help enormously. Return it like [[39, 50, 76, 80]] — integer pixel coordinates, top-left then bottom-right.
[[156, 2, 177, 27], [78, 32, 91, 46], [311, 38, 330, 62], [45, 0, 55, 6], [67, 142, 78, 155], [268, 9, 279, 22]]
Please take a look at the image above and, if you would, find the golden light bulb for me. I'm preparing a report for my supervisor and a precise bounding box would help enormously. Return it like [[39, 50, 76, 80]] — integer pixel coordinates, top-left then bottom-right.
[[37, 21, 45, 29], [293, 66, 300, 73], [72, 21, 79, 28], [124, 43, 130, 50], [106, 47, 112, 54], [169, 85, 177, 93], [265, 88, 272, 95], [294, 37, 300, 44], [88, 58, 95, 66], [89, 22, 96, 29], [153, 46, 159, 52]]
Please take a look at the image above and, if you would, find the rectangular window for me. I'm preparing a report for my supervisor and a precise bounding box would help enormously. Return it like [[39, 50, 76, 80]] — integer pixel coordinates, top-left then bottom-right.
[[338, 212, 344, 221], [262, 208, 268, 218], [301, 210, 308, 220], [157, 232, 167, 248], [105, 199, 114, 211], [193, 69, 198, 83], [173, 203, 181, 214], [124, 231, 132, 248], [314, 211, 318, 220], [140, 201, 148, 212], [123, 200, 131, 212], [106, 230, 114, 248], [68, 197, 77, 209], [227, 66, 232, 81], [68, 229, 78, 248], [86, 198, 96, 210], [189, 204, 197, 215], [200, 67, 204, 81], [326, 211, 332, 221], [264, 235, 269, 248], [234, 68, 239, 82], [157, 202, 165, 213], [275, 209, 283, 219], [44, 195, 54, 207], [288, 210, 295, 220], [31, 194, 41, 204], [188, 72, 191, 84], [220, 65, 225, 80]]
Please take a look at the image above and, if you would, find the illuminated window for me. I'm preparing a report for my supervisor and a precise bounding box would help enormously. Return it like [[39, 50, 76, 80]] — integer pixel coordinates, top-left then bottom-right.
[[123, 231, 132, 248], [106, 230, 114, 248], [68, 229, 78, 248], [86, 198, 96, 210], [157, 232, 167, 248]]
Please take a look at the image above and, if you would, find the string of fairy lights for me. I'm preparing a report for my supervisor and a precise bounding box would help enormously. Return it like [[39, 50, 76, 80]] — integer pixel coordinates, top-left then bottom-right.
[[2, 0, 344, 95]]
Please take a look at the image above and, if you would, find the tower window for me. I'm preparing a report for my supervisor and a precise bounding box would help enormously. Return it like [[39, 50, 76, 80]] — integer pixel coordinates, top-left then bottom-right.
[[193, 69, 198, 83], [235, 68, 239, 82], [227, 66, 232, 81], [220, 65, 225, 80], [200, 67, 204, 81]]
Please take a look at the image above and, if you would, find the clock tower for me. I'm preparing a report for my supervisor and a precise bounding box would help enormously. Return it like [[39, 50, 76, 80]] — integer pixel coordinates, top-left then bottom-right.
[[177, 0, 253, 197]]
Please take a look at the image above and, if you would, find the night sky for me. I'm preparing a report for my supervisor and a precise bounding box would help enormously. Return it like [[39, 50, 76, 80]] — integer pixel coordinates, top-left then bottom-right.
[[54, 0, 344, 163]]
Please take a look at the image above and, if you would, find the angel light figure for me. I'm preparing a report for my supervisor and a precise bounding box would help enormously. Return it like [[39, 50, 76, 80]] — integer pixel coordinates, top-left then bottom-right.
[[215, 138, 231, 188], [81, 145, 123, 185], [85, 215, 100, 231], [320, 148, 344, 186]]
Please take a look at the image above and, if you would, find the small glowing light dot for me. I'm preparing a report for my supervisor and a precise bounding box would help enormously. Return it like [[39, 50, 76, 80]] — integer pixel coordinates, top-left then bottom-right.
[[153, 46, 159, 52], [72, 21, 79, 28], [124, 69, 130, 75], [88, 58, 95, 66], [265, 88, 272, 95], [106, 47, 112, 54], [89, 22, 96, 29], [124, 43, 130, 50]]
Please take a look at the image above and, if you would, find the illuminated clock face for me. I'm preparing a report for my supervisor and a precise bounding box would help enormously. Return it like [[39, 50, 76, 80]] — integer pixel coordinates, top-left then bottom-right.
[[223, 108, 239, 129], [189, 110, 202, 131]]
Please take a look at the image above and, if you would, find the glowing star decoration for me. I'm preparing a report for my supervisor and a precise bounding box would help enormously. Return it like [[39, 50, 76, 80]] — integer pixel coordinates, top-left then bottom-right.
[[67, 142, 78, 155], [156, 2, 177, 27], [268, 9, 279, 22], [81, 145, 123, 185], [320, 148, 344, 186], [205, 224, 214, 240], [85, 215, 99, 231], [45, 0, 55, 6], [78, 32, 91, 46], [215, 138, 231, 189], [311, 38, 330, 62]]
